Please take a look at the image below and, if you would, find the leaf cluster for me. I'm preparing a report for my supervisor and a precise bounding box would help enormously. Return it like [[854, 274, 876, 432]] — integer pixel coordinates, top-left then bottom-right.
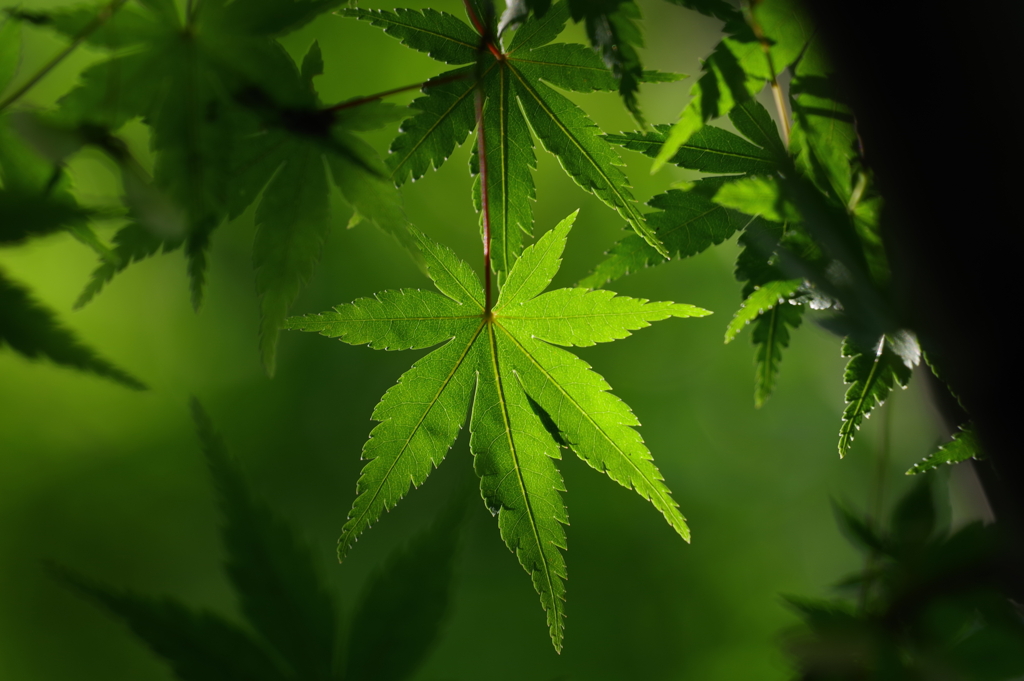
[[783, 478, 1024, 680], [586, 12, 957, 458], [3, 0, 414, 375], [0, 27, 144, 389], [57, 400, 462, 681]]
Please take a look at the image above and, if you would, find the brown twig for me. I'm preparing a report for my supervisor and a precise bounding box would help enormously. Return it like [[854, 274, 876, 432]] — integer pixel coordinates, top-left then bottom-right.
[[462, 0, 503, 61], [744, 2, 791, 147], [475, 85, 492, 312], [0, 0, 130, 112], [324, 72, 472, 112]]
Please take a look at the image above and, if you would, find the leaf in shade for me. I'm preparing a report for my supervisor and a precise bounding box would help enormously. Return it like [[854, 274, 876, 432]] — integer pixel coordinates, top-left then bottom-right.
[[191, 400, 337, 681], [907, 424, 981, 476], [345, 500, 464, 681], [751, 299, 803, 408], [606, 123, 778, 175], [385, 65, 481, 186], [569, 0, 646, 121], [0, 190, 91, 244], [789, 35, 858, 204], [0, 15, 21, 94], [227, 40, 414, 375], [343, 8, 481, 65], [0, 267, 145, 390], [55, 568, 289, 681], [838, 334, 917, 458], [510, 46, 664, 256], [653, 0, 811, 170], [286, 212, 704, 650], [75, 222, 177, 309], [829, 499, 885, 554], [42, 0, 347, 309], [580, 178, 754, 289], [663, 0, 740, 22]]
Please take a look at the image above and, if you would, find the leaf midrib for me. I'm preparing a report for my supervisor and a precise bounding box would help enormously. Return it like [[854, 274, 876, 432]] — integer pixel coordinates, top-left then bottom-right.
[[484, 322, 560, 632], [389, 63, 495, 180], [838, 345, 885, 454], [610, 136, 775, 166], [507, 64, 658, 253], [497, 323, 683, 535], [341, 321, 485, 549]]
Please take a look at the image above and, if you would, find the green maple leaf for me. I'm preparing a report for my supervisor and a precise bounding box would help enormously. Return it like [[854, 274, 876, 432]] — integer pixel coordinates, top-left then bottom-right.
[[285, 211, 708, 650], [348, 1, 668, 278], [838, 332, 918, 458], [653, 0, 810, 170], [582, 99, 782, 289], [907, 423, 980, 476]]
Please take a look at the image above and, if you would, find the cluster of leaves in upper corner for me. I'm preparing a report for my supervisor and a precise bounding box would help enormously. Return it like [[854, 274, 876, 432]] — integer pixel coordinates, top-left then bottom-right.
[[1, 0, 416, 376], [57, 399, 463, 681], [571, 0, 977, 461], [500, 0, 736, 122], [782, 477, 1024, 680], [285, 213, 709, 651], [346, 0, 690, 282], [0, 16, 143, 389]]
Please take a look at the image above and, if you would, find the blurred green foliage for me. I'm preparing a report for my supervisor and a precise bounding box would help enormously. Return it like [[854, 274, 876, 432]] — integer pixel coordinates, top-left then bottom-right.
[[0, 1, 991, 680], [785, 478, 1024, 680]]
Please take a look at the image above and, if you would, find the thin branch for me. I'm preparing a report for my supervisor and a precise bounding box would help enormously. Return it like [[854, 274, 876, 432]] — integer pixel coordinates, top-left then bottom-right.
[[0, 0, 130, 112], [324, 72, 471, 113], [462, 0, 503, 61], [475, 84, 491, 313], [743, 2, 791, 147]]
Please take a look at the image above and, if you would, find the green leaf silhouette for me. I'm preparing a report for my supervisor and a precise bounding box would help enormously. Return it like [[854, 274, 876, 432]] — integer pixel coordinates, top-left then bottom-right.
[[193, 399, 337, 681], [345, 499, 464, 681], [0, 268, 145, 389], [58, 400, 461, 681], [34, 1, 410, 340], [286, 212, 707, 650], [351, 1, 666, 277]]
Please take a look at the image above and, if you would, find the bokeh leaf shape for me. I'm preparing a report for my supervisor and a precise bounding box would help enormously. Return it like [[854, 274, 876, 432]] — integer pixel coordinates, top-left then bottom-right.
[[59, 400, 462, 681], [349, 1, 667, 278], [0, 15, 22, 96], [0, 268, 145, 390], [285, 212, 708, 651], [582, 100, 782, 289], [194, 399, 337, 681], [38, 0, 407, 325], [345, 499, 464, 681]]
